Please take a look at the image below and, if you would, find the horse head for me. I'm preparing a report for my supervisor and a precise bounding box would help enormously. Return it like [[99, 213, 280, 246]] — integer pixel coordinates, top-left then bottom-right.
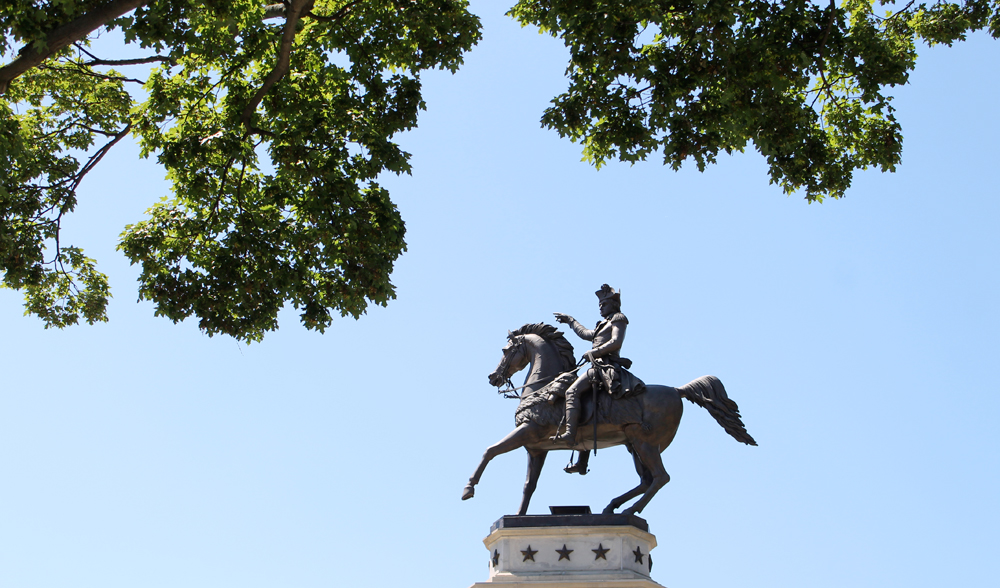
[[488, 333, 531, 388], [489, 323, 578, 391]]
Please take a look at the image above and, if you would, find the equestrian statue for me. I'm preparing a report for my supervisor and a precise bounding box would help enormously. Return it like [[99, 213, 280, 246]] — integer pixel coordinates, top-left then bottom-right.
[[461, 284, 756, 516]]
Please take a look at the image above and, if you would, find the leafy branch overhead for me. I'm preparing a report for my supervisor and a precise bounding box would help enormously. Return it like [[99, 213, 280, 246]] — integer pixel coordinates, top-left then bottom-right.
[[1, 0, 997, 341], [0, 0, 481, 341], [510, 0, 1000, 200]]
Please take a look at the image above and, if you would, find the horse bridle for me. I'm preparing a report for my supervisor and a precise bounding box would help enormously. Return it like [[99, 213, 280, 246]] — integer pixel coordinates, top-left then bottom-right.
[[494, 335, 526, 398], [494, 335, 586, 399]]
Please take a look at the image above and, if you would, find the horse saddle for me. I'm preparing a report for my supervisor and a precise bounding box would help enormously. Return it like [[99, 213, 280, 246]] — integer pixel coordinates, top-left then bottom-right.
[[577, 384, 643, 428]]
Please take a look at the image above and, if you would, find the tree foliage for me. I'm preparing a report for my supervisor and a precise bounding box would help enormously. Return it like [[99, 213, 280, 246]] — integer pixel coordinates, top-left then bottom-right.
[[1, 0, 480, 341], [1, 0, 996, 341], [510, 0, 1000, 199]]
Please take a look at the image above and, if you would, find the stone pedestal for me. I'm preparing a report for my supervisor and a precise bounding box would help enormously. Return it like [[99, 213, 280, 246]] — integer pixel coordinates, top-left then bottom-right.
[[469, 514, 666, 588]]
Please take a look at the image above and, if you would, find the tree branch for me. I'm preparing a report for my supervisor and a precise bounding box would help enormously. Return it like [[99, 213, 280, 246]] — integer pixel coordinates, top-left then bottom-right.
[[263, 3, 287, 20], [308, 0, 365, 22], [71, 123, 133, 193], [85, 55, 172, 67], [0, 0, 151, 95], [241, 0, 314, 130], [811, 0, 840, 109], [882, 0, 915, 22], [264, 0, 363, 22], [42, 63, 145, 85]]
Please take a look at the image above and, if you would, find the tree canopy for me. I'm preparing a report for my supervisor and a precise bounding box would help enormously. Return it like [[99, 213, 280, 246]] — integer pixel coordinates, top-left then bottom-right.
[[1, 0, 997, 341]]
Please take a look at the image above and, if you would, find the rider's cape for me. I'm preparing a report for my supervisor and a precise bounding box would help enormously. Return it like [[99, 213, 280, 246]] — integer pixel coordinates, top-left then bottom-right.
[[592, 357, 645, 400]]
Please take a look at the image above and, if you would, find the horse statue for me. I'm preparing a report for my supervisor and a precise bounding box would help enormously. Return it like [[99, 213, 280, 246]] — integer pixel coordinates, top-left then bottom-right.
[[461, 323, 756, 516]]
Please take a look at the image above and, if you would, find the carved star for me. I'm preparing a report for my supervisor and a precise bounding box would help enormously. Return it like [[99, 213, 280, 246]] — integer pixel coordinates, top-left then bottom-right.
[[521, 545, 538, 562], [592, 543, 610, 560], [632, 546, 645, 564], [492, 549, 500, 567], [556, 544, 573, 561]]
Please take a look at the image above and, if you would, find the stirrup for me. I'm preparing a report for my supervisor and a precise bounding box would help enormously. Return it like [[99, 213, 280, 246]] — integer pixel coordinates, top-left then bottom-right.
[[564, 452, 588, 474]]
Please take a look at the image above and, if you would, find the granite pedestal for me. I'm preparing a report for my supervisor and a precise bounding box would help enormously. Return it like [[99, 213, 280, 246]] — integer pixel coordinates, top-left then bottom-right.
[[469, 513, 666, 588]]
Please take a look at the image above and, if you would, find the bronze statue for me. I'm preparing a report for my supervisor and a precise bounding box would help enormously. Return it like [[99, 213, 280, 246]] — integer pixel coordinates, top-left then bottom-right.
[[461, 286, 756, 516]]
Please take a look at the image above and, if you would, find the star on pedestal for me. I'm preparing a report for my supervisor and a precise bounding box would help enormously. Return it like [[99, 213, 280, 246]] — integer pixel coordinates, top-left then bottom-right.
[[556, 544, 573, 561], [632, 546, 645, 564], [592, 543, 610, 560], [521, 545, 538, 562], [492, 549, 500, 567]]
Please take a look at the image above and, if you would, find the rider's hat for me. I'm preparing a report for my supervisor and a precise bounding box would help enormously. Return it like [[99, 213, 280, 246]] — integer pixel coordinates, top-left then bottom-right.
[[595, 284, 621, 306]]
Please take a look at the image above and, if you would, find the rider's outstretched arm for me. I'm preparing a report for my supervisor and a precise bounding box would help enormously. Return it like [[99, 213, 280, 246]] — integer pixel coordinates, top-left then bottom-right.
[[567, 319, 595, 341], [554, 313, 595, 341]]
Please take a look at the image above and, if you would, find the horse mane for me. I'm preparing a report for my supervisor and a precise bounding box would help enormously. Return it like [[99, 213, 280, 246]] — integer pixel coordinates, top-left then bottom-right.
[[510, 322, 576, 372]]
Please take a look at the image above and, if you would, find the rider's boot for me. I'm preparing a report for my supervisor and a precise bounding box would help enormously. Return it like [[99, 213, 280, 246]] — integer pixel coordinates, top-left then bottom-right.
[[564, 450, 590, 475], [551, 391, 580, 444]]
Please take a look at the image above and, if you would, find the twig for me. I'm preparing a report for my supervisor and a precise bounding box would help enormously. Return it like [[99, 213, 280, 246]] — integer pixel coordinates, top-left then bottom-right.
[[881, 0, 915, 22], [72, 41, 171, 67], [207, 153, 239, 228], [42, 63, 145, 85], [70, 123, 133, 193]]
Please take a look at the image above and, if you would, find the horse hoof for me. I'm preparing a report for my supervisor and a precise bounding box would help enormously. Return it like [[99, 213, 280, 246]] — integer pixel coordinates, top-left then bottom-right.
[[602, 506, 616, 515], [461, 485, 475, 500]]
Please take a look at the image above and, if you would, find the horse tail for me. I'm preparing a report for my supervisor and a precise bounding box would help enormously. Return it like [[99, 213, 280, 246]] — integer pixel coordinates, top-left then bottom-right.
[[677, 375, 757, 446]]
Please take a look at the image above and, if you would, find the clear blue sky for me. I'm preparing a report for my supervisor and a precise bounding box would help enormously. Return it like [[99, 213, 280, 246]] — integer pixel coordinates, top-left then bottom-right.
[[2, 4, 998, 588]]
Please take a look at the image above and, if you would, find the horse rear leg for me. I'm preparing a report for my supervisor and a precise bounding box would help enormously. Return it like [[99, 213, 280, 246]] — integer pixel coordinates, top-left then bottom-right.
[[602, 444, 652, 514], [621, 426, 671, 516], [517, 449, 547, 515], [463, 423, 540, 500]]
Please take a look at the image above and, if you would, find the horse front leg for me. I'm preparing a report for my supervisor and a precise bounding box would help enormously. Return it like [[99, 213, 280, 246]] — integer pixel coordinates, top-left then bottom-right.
[[463, 423, 537, 501], [517, 449, 547, 515]]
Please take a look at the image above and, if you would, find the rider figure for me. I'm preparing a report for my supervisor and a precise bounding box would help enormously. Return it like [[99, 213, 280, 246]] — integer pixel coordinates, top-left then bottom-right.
[[551, 284, 645, 446]]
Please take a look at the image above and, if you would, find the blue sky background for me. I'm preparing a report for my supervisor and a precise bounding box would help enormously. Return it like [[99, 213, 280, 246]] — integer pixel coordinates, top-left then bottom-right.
[[2, 4, 998, 588]]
